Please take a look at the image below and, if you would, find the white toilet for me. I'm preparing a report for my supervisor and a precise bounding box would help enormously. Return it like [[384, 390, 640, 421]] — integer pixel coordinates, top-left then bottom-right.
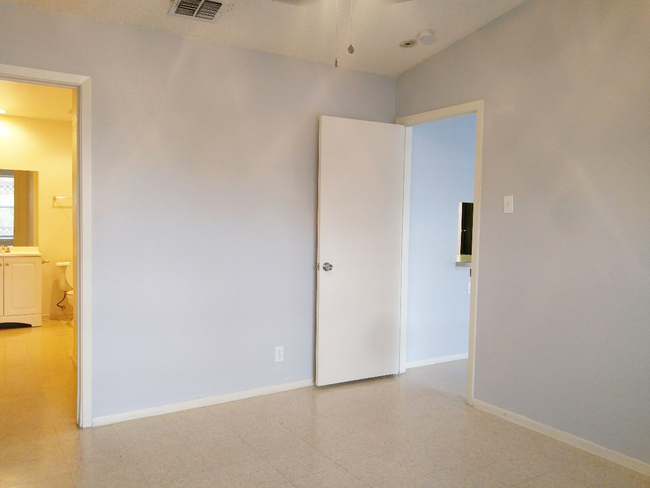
[[56, 262, 74, 298]]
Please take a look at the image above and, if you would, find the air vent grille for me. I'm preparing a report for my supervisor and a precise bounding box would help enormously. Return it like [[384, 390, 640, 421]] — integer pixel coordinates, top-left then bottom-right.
[[196, 1, 222, 20], [169, 0, 223, 22], [175, 0, 201, 17]]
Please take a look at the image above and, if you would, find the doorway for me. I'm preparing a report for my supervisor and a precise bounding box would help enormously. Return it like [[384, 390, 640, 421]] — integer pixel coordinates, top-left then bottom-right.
[[0, 64, 92, 427], [397, 101, 484, 404]]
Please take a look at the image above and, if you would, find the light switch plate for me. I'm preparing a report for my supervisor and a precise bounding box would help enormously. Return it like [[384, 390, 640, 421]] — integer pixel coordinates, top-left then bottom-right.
[[504, 195, 514, 213]]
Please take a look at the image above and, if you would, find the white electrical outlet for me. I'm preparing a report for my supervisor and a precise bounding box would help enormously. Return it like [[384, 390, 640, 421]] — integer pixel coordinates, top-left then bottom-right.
[[275, 346, 284, 362], [468, 282, 471, 295]]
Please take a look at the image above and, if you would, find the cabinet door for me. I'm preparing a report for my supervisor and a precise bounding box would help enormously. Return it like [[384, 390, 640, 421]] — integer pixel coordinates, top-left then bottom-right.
[[4, 257, 41, 316]]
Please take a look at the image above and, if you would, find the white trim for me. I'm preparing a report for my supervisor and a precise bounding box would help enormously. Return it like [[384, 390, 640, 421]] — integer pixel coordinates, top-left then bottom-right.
[[406, 353, 468, 369], [398, 127, 412, 374], [395, 100, 485, 406], [0, 64, 93, 428], [396, 101, 483, 127], [77, 76, 92, 428], [467, 100, 484, 406], [474, 400, 650, 477], [93, 379, 315, 427]]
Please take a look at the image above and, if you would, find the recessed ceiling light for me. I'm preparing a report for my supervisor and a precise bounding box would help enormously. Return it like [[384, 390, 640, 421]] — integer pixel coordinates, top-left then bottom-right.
[[0, 110, 6, 115], [400, 39, 417, 48]]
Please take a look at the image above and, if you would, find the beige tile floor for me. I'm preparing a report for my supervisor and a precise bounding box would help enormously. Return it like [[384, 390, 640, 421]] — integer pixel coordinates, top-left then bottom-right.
[[2, 324, 649, 487]]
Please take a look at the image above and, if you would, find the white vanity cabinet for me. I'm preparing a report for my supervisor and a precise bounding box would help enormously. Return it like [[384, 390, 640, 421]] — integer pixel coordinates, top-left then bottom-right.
[[0, 254, 42, 327]]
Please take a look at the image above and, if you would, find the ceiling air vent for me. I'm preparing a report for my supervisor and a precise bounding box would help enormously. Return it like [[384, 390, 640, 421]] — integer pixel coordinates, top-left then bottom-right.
[[169, 0, 224, 22]]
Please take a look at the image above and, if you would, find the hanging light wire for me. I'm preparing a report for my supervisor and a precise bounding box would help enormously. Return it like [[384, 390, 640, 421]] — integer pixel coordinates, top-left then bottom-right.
[[348, 0, 354, 54], [335, 0, 339, 67]]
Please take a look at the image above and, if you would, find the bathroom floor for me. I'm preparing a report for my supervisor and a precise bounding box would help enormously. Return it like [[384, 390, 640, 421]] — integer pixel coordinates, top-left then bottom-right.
[[2, 330, 650, 487], [0, 319, 77, 465]]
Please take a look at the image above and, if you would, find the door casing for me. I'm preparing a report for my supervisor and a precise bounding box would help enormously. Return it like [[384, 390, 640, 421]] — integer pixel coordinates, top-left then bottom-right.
[[396, 100, 485, 406]]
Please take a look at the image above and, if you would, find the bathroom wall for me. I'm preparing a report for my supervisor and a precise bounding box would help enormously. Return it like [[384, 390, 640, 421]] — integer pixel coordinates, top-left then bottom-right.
[[0, 2, 396, 418], [407, 114, 475, 365], [396, 0, 650, 464], [0, 115, 74, 318]]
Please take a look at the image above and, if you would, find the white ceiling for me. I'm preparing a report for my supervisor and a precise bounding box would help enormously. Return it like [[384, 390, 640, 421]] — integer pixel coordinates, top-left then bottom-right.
[[5, 0, 525, 76], [0, 80, 75, 121]]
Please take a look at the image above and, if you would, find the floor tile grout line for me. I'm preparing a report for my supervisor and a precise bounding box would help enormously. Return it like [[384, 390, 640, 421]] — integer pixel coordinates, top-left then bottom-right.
[[159, 406, 291, 486], [106, 422, 158, 486], [15, 320, 77, 486], [225, 398, 347, 484], [509, 467, 590, 488], [303, 438, 374, 477], [232, 422, 298, 484]]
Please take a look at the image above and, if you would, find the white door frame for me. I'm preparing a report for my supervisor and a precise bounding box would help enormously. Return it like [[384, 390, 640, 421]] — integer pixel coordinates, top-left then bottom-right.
[[395, 100, 484, 406], [0, 64, 93, 427]]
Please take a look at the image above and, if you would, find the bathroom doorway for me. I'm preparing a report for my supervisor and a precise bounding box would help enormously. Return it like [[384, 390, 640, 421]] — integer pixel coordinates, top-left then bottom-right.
[[0, 64, 92, 427], [0, 79, 78, 432]]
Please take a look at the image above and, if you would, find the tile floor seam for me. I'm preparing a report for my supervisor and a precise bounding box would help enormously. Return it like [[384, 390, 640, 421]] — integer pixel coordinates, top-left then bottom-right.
[[222, 421, 293, 484], [106, 423, 156, 486], [20, 335, 42, 389], [176, 413, 284, 486], [292, 460, 370, 487], [25, 326, 75, 488], [261, 435, 338, 482], [52, 425, 76, 485], [155, 421, 219, 486], [515, 469, 589, 488]]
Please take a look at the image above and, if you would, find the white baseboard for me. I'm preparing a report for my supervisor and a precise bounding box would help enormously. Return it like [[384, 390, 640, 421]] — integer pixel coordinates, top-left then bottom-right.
[[406, 353, 468, 369], [92, 379, 314, 427], [473, 400, 650, 477]]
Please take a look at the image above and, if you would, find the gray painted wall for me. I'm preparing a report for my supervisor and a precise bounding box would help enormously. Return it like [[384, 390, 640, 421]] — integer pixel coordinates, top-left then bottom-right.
[[397, 0, 650, 463], [407, 115, 475, 363], [0, 2, 395, 418]]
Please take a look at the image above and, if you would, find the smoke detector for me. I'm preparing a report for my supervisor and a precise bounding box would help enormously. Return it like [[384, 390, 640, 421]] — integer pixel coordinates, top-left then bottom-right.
[[418, 30, 436, 45], [169, 0, 224, 22]]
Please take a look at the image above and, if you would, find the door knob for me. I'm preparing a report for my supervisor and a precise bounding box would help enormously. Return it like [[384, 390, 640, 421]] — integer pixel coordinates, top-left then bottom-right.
[[323, 262, 333, 271]]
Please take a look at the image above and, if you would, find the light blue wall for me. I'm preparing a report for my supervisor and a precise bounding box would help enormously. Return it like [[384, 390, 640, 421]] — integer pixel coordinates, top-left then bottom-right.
[[397, 0, 650, 464], [407, 115, 476, 363], [0, 2, 396, 418]]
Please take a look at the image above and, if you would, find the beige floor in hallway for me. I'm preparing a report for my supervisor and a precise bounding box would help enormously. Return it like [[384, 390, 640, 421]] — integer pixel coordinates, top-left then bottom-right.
[[2, 325, 650, 488]]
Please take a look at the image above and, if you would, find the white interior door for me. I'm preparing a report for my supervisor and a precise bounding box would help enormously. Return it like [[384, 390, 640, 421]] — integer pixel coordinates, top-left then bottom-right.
[[316, 116, 406, 386]]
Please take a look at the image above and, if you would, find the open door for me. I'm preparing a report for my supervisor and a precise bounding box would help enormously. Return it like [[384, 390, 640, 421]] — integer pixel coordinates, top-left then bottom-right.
[[316, 116, 406, 386]]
